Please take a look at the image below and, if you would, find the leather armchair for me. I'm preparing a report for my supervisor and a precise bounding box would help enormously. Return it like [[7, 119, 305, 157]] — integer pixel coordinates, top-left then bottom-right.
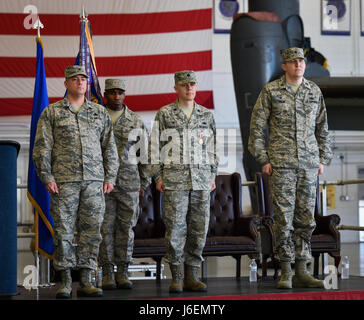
[[133, 173, 261, 281], [311, 178, 341, 276], [133, 181, 165, 280], [255, 172, 341, 278], [255, 172, 279, 279], [203, 172, 261, 278]]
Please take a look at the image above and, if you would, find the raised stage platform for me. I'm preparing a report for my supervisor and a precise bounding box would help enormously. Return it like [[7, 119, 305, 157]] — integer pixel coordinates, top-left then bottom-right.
[[3, 276, 363, 318], [8, 275, 364, 300]]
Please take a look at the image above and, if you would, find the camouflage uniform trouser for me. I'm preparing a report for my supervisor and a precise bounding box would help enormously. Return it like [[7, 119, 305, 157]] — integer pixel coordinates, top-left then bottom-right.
[[270, 168, 317, 263], [162, 190, 210, 267], [50, 181, 105, 271], [98, 189, 139, 266]]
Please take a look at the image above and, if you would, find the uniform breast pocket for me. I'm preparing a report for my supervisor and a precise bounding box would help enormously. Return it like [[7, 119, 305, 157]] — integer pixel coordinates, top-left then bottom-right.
[[120, 133, 136, 162], [164, 118, 180, 129], [89, 117, 103, 136], [272, 101, 293, 127], [197, 123, 209, 131], [119, 130, 132, 144], [304, 98, 318, 127], [55, 119, 77, 142], [120, 125, 140, 144], [304, 93, 319, 109], [56, 119, 73, 130], [198, 120, 209, 128]]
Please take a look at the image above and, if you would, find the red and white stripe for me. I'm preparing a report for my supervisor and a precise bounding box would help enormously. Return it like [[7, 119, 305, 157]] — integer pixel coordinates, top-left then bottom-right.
[[0, 0, 213, 116]]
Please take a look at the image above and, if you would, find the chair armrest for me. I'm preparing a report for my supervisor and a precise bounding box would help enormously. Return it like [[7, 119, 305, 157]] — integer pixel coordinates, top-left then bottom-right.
[[260, 216, 274, 232], [261, 216, 274, 228], [234, 216, 261, 239], [314, 214, 341, 235]]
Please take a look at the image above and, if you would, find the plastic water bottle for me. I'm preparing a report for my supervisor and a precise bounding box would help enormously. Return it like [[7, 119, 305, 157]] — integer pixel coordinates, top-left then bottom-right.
[[249, 259, 257, 282], [341, 256, 350, 279], [96, 268, 103, 287], [91, 270, 97, 286]]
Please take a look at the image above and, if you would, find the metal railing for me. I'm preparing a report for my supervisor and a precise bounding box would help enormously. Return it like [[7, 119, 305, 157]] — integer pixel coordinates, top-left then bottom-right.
[[320, 178, 364, 186], [320, 178, 364, 231]]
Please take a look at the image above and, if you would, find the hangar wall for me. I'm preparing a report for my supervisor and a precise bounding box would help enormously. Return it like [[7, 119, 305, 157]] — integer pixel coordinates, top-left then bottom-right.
[[0, 0, 363, 266], [212, 0, 364, 243]]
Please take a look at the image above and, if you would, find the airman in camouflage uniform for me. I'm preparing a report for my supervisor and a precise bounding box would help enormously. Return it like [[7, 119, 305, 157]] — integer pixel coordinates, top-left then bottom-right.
[[149, 70, 218, 293], [248, 48, 332, 289], [98, 79, 150, 290], [33, 65, 119, 298]]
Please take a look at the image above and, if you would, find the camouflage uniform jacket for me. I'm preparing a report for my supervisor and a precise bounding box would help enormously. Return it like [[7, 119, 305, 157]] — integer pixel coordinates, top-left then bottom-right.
[[150, 100, 218, 191], [33, 98, 119, 185], [109, 104, 151, 191], [248, 75, 332, 169]]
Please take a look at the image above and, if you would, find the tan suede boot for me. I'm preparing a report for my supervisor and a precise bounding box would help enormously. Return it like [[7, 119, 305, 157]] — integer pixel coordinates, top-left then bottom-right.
[[183, 264, 207, 292], [101, 264, 116, 290], [56, 269, 72, 299], [116, 263, 133, 289], [77, 268, 103, 297], [276, 262, 292, 289], [292, 260, 325, 288], [169, 264, 183, 293]]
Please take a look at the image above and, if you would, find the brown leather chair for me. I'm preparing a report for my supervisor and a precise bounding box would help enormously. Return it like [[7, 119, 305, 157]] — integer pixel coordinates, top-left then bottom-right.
[[203, 172, 261, 278], [133, 173, 261, 281], [133, 181, 166, 281], [255, 172, 341, 278], [311, 180, 341, 276], [255, 172, 279, 279]]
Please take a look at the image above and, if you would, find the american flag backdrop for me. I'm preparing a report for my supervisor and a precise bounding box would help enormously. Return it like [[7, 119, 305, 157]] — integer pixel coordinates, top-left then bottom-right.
[[0, 0, 213, 116]]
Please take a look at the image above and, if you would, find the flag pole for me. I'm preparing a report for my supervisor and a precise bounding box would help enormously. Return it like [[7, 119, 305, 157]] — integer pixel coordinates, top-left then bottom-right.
[[32, 17, 43, 290], [78, 5, 104, 105], [35, 210, 40, 289]]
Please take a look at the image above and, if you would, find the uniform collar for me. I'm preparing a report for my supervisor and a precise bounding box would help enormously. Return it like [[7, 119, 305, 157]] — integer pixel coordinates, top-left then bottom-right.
[[279, 75, 311, 91], [63, 97, 91, 111], [122, 104, 133, 121], [172, 99, 199, 122], [106, 104, 133, 122]]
